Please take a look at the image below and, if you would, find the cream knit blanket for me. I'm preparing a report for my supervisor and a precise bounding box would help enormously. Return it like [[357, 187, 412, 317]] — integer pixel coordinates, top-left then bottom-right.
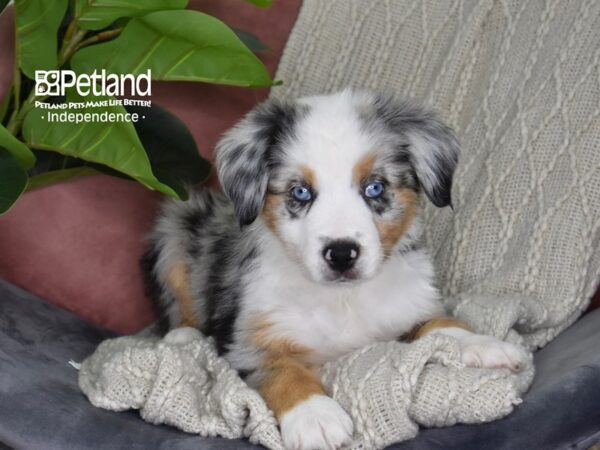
[[79, 0, 600, 447], [79, 327, 533, 450]]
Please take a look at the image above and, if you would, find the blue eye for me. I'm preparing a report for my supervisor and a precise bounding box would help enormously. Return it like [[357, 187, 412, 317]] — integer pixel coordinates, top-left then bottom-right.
[[364, 181, 385, 199], [291, 185, 312, 202]]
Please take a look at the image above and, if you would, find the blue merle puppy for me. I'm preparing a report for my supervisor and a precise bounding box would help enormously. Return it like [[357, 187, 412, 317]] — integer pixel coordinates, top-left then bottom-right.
[[141, 90, 527, 450]]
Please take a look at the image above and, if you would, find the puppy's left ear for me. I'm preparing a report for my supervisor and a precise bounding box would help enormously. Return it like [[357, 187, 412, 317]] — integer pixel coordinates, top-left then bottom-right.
[[373, 95, 460, 207], [216, 100, 298, 226]]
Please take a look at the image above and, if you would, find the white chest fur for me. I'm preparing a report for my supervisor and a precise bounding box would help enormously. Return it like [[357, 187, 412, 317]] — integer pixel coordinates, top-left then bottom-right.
[[233, 239, 443, 367]]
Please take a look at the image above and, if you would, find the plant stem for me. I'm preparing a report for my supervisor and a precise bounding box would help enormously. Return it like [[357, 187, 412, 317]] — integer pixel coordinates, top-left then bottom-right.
[[12, 60, 21, 112], [76, 27, 123, 51], [5, 59, 20, 131], [0, 80, 13, 125], [58, 27, 87, 67], [6, 89, 42, 135]]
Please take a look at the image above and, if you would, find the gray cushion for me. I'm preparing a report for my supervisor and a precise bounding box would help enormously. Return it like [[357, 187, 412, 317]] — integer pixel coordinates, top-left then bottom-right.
[[1, 279, 599, 449]]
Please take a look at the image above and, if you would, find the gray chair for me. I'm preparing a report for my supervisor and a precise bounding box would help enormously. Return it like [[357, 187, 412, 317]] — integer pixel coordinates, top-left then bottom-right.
[[1, 278, 599, 450]]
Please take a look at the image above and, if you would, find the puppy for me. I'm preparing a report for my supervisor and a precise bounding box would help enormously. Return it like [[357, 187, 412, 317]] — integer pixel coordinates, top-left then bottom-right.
[[141, 90, 527, 450]]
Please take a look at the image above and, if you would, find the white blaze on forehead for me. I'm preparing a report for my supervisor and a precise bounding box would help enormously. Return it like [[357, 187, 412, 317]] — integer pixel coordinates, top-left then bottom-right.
[[289, 93, 378, 241], [290, 91, 376, 187]]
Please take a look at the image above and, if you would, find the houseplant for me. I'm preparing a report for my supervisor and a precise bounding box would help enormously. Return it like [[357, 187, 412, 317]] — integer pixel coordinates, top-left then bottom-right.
[[0, 0, 275, 214]]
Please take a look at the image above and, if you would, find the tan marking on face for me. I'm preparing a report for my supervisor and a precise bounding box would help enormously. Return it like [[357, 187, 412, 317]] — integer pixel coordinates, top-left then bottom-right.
[[300, 164, 317, 189], [407, 317, 472, 341], [262, 193, 282, 235], [376, 188, 419, 258], [258, 356, 326, 418], [352, 153, 376, 185], [167, 262, 198, 327]]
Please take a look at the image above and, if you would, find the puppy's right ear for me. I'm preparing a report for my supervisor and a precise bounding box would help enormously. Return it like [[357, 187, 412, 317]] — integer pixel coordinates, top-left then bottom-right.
[[216, 100, 298, 227]]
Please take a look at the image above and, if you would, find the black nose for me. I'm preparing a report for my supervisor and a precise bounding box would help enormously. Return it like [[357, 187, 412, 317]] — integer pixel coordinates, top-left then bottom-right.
[[323, 240, 360, 272]]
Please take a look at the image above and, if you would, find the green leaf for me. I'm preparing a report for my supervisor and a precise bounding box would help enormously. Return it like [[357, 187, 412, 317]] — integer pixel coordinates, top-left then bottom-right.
[[14, 0, 69, 79], [0, 123, 36, 168], [232, 27, 270, 52], [75, 0, 188, 31], [21, 92, 179, 198], [26, 166, 98, 191], [71, 10, 272, 87], [127, 103, 212, 200], [0, 147, 28, 214], [244, 0, 273, 7], [25, 104, 212, 197]]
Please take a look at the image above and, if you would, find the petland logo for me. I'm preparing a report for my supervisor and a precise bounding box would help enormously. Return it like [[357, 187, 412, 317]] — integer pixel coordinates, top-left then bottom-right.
[[34, 70, 152, 97]]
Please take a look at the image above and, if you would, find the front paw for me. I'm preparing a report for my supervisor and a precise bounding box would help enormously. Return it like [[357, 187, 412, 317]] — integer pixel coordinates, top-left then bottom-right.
[[279, 394, 353, 450], [458, 333, 529, 372]]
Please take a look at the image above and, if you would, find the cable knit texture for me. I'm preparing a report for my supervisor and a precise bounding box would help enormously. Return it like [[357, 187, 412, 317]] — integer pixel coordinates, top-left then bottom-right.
[[79, 328, 285, 449], [271, 0, 600, 350], [79, 1, 600, 448], [79, 328, 533, 450]]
